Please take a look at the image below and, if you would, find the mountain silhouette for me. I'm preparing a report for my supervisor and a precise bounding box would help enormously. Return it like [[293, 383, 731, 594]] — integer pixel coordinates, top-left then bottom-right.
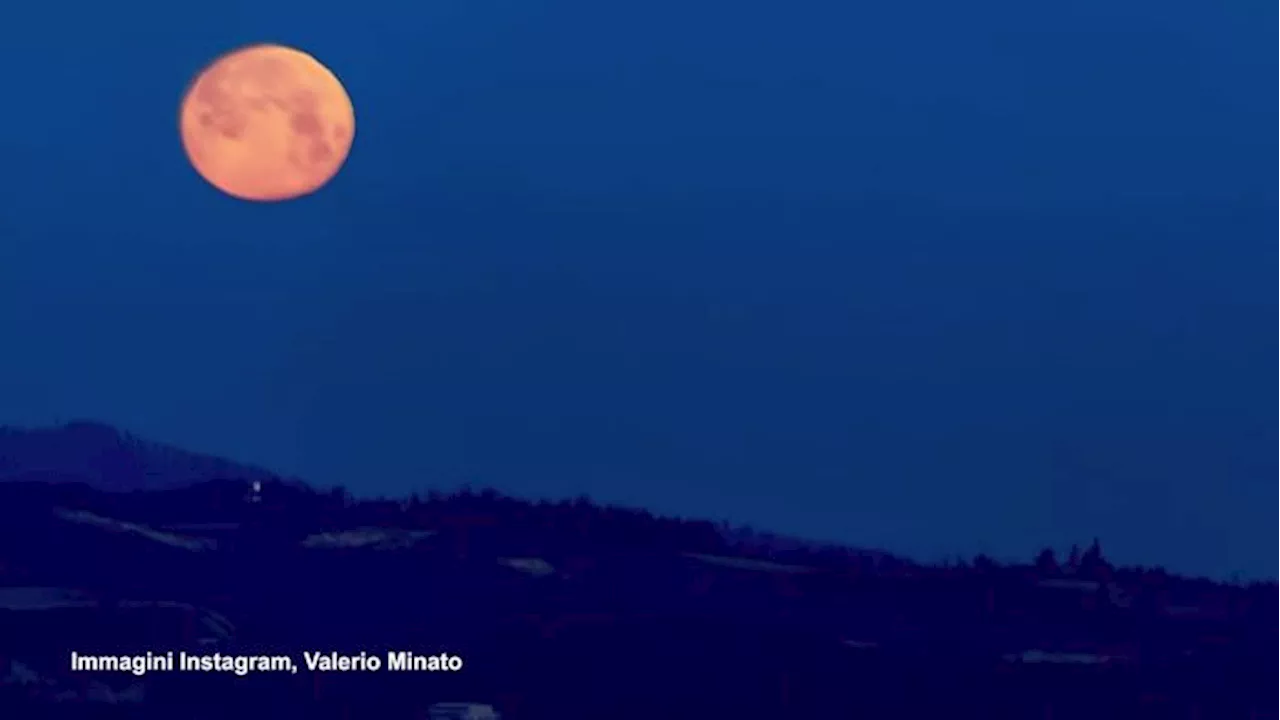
[[0, 421, 281, 492]]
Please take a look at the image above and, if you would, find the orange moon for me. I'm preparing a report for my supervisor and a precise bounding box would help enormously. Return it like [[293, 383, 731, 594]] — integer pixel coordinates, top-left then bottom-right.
[[179, 44, 355, 202]]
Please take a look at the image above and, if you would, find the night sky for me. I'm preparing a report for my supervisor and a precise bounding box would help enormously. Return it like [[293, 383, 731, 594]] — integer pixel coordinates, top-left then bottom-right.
[[0, 0, 1272, 579]]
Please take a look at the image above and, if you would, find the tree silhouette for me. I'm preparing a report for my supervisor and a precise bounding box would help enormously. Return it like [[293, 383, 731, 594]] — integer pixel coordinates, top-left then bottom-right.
[[1034, 547, 1059, 575], [1080, 537, 1111, 580], [1066, 544, 1082, 571], [973, 554, 996, 573]]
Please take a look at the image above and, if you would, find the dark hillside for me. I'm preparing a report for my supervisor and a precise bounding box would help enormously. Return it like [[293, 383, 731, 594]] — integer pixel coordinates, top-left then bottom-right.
[[0, 425, 1274, 719]]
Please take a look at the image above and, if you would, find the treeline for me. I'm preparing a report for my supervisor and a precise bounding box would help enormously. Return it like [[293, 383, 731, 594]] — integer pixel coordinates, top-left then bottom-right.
[[0, 474, 1276, 719], [2, 475, 1273, 602]]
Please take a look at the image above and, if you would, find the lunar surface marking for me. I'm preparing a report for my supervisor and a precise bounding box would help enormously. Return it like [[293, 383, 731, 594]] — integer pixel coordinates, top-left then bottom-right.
[[179, 45, 354, 201]]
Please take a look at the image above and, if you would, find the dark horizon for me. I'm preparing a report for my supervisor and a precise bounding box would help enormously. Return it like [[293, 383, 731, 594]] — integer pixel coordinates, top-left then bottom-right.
[[0, 418, 1273, 583], [1, 467, 1272, 718]]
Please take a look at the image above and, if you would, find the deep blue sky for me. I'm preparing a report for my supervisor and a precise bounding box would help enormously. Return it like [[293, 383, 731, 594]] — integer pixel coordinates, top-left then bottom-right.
[[0, 0, 1273, 578]]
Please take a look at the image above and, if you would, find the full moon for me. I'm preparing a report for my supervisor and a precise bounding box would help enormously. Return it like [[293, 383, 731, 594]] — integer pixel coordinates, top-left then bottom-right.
[[179, 44, 355, 202]]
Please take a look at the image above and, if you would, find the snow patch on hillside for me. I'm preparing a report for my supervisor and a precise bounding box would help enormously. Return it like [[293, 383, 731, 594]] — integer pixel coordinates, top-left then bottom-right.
[[53, 508, 216, 551], [301, 528, 435, 550]]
